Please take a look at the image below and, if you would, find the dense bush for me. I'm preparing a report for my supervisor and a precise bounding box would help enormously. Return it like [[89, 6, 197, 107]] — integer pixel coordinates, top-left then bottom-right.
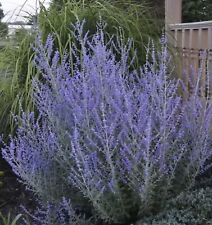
[[183, 0, 212, 22], [2, 21, 212, 225], [137, 187, 212, 225]]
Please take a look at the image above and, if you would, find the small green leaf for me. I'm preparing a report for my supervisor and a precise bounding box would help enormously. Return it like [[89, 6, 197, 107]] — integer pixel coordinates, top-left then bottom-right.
[[0, 171, 4, 176]]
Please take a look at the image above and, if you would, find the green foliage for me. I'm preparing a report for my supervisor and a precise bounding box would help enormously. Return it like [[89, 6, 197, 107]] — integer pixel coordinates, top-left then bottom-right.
[[136, 187, 212, 225], [40, 0, 161, 66], [0, 33, 36, 139], [13, 28, 29, 42], [0, 23, 8, 38], [0, 70, 14, 139], [0, 170, 4, 187], [0, 212, 22, 225], [0, 2, 8, 38], [49, 0, 164, 23], [50, 0, 69, 10], [0, 2, 4, 20], [183, 0, 212, 22]]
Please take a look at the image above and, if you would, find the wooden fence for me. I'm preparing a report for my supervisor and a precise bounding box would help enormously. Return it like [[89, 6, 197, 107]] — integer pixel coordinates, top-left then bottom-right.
[[168, 21, 212, 97]]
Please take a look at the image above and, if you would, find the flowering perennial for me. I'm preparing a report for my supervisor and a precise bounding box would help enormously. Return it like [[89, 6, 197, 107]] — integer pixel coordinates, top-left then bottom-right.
[[2, 21, 212, 224]]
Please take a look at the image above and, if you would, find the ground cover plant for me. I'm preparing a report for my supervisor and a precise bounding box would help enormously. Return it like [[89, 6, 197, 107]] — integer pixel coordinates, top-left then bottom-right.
[[136, 187, 212, 225], [1, 20, 212, 225]]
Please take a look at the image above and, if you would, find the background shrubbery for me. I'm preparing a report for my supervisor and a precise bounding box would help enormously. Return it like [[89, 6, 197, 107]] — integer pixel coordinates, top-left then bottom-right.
[[183, 0, 212, 22]]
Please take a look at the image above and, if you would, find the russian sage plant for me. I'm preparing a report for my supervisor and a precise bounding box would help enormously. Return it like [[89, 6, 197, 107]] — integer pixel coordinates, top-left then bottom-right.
[[2, 21, 212, 224]]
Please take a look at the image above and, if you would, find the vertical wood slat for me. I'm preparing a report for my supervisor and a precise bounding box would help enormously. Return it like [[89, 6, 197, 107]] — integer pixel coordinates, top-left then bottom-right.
[[182, 29, 185, 48], [189, 29, 193, 49], [198, 28, 202, 50], [200, 50, 206, 97], [174, 29, 178, 47], [208, 28, 212, 49], [198, 28, 204, 96], [208, 50, 212, 96]]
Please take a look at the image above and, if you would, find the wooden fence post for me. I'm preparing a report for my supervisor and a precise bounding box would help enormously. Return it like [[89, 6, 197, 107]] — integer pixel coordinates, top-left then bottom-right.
[[165, 0, 182, 25]]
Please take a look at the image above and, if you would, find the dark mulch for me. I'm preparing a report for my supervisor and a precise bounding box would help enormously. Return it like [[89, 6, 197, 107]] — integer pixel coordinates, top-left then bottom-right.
[[0, 158, 36, 220]]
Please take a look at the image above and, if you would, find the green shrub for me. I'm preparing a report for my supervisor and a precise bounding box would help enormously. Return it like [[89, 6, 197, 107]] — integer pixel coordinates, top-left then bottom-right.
[[137, 187, 212, 225]]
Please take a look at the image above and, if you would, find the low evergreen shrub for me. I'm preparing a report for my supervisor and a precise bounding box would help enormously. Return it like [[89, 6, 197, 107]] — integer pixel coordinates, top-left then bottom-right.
[[137, 187, 212, 225]]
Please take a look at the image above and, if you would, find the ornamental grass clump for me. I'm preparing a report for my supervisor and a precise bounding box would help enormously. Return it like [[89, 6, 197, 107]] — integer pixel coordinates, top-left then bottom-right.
[[2, 21, 212, 225]]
